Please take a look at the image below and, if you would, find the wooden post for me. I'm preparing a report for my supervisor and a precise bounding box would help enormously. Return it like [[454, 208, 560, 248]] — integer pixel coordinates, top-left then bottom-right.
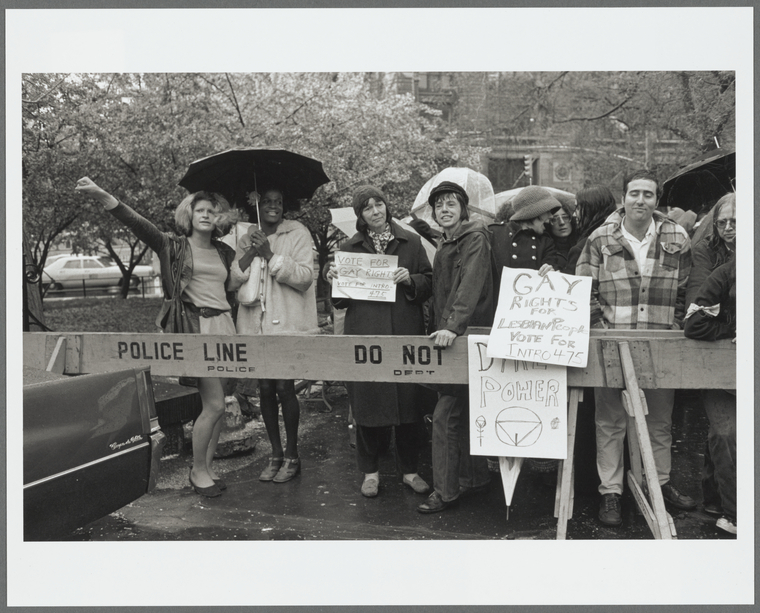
[[618, 341, 674, 540], [625, 388, 647, 486], [45, 336, 67, 374], [22, 330, 734, 539], [556, 387, 581, 540]]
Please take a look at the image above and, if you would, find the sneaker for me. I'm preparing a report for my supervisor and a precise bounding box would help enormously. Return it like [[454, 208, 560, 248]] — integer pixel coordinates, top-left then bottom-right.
[[599, 493, 623, 526], [716, 516, 737, 535], [661, 483, 697, 511], [360, 475, 379, 498]]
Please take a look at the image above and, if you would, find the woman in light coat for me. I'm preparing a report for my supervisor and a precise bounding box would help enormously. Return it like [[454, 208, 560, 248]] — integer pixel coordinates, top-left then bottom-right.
[[230, 187, 318, 484]]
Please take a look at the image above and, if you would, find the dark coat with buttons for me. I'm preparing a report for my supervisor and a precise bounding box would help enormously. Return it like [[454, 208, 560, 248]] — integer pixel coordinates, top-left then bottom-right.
[[489, 221, 561, 287]]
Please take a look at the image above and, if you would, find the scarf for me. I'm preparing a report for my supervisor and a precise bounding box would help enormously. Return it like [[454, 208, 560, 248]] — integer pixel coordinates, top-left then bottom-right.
[[368, 224, 393, 255]]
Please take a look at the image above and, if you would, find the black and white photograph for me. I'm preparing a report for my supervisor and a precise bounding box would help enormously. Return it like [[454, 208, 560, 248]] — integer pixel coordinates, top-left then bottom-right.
[[8, 5, 754, 608]]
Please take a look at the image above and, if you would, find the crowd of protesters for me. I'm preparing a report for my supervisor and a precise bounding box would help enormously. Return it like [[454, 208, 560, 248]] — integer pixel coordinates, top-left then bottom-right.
[[75, 165, 737, 537]]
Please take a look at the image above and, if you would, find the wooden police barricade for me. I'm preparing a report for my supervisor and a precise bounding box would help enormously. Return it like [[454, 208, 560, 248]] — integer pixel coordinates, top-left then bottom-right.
[[23, 329, 735, 538]]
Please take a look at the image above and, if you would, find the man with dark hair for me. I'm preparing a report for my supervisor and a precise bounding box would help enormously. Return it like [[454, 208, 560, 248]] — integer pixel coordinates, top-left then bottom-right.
[[417, 181, 493, 514], [576, 169, 695, 527], [622, 168, 663, 200]]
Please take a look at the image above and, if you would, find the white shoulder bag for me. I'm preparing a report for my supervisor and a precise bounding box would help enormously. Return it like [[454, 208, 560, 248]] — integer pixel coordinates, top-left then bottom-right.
[[237, 225, 268, 309]]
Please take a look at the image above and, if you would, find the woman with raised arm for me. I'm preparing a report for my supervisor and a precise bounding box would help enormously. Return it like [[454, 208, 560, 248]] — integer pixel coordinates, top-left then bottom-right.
[[76, 177, 237, 498]]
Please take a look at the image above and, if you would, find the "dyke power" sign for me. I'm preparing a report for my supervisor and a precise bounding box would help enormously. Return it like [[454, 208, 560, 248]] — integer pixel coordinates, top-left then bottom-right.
[[469, 335, 567, 459]]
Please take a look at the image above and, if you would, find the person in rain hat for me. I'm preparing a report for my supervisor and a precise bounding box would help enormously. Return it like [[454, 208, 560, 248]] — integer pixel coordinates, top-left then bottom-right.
[[489, 186, 563, 482], [489, 185, 562, 287], [417, 180, 493, 514]]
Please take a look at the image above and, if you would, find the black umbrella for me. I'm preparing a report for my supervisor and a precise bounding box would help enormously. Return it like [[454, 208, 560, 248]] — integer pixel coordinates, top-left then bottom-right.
[[660, 149, 735, 215], [178, 148, 330, 207]]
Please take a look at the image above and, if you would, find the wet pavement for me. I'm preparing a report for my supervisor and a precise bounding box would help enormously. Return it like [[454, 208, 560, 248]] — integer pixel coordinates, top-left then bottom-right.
[[70, 387, 734, 541]]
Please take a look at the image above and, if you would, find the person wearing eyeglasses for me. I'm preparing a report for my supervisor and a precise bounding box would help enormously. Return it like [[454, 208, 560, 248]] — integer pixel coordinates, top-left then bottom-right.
[[685, 192, 735, 307], [684, 191, 737, 535], [547, 199, 578, 270]]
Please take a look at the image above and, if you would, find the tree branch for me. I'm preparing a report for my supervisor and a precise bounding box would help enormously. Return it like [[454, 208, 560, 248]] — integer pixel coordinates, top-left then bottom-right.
[[545, 71, 569, 91], [22, 75, 70, 105], [224, 73, 246, 128], [554, 94, 634, 124], [118, 155, 139, 176], [249, 92, 324, 141], [677, 71, 696, 116]]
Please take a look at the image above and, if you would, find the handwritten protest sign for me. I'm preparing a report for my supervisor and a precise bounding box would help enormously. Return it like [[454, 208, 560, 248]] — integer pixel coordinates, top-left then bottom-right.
[[332, 252, 398, 302], [487, 268, 591, 367], [468, 335, 567, 460]]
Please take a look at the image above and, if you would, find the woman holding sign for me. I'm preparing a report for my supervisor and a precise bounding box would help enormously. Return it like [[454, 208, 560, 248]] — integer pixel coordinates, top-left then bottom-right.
[[75, 177, 237, 499], [230, 187, 318, 484], [327, 186, 433, 498], [419, 181, 495, 514]]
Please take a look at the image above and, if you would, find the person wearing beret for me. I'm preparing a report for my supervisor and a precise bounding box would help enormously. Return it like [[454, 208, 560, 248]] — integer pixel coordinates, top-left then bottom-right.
[[489, 186, 563, 289], [327, 186, 434, 499], [489, 186, 563, 480], [417, 181, 494, 514]]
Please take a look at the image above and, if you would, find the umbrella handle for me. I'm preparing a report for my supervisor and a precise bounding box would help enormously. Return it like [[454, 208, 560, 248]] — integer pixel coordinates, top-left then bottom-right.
[[255, 197, 261, 231], [248, 189, 261, 231], [254, 173, 260, 230]]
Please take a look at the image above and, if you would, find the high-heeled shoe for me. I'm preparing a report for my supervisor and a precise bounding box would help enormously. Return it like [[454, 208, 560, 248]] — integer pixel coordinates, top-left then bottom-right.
[[189, 469, 222, 498]]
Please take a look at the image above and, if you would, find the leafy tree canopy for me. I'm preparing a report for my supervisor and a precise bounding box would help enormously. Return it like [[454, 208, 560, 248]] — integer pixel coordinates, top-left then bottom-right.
[[23, 72, 486, 297]]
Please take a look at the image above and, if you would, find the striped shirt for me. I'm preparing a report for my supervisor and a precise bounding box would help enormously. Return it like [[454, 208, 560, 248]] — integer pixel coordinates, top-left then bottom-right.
[[576, 209, 691, 330]]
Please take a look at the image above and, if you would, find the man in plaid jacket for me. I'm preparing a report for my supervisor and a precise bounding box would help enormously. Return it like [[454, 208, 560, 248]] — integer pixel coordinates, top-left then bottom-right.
[[576, 169, 696, 527]]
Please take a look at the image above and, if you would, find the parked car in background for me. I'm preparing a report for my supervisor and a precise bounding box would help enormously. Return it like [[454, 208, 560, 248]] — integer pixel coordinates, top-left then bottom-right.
[[23, 366, 166, 540], [42, 254, 155, 290]]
